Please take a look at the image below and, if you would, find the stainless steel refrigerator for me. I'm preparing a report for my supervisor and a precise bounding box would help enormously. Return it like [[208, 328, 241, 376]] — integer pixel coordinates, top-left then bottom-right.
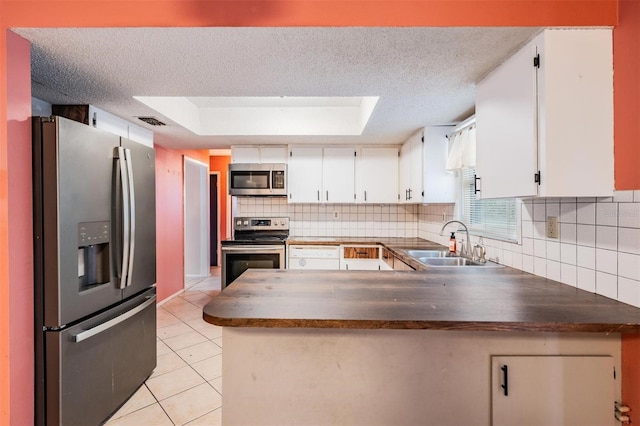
[[33, 116, 157, 425]]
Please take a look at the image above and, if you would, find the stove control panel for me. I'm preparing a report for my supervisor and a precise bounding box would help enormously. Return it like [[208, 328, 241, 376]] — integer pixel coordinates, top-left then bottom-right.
[[233, 217, 290, 231]]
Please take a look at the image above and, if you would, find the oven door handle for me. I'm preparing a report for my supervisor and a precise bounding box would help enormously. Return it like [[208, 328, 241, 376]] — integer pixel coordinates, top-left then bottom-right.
[[222, 246, 284, 252]]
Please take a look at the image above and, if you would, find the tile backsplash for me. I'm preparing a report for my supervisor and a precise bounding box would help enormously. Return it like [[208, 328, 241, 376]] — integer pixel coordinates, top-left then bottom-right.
[[236, 198, 422, 237], [236, 191, 640, 308]]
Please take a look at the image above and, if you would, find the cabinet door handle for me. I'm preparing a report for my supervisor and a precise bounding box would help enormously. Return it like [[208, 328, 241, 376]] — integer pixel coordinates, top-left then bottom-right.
[[364, 191, 367, 202], [501, 365, 509, 396], [474, 174, 481, 194], [317, 190, 320, 201], [408, 188, 412, 200], [326, 190, 329, 201]]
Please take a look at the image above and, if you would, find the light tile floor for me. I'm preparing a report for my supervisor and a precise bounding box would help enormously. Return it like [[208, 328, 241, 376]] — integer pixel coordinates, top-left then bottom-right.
[[106, 268, 223, 426]]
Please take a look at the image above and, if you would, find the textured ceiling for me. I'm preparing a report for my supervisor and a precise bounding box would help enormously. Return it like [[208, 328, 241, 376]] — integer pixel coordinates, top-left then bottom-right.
[[13, 27, 540, 149]]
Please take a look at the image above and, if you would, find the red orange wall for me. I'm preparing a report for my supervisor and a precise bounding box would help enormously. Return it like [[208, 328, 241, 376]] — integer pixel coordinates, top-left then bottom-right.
[[0, 1, 637, 424], [5, 30, 33, 426], [155, 146, 210, 302], [613, 0, 640, 189]]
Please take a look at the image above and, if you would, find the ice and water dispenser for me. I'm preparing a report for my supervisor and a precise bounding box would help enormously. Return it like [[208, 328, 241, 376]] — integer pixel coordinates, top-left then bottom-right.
[[78, 221, 110, 290]]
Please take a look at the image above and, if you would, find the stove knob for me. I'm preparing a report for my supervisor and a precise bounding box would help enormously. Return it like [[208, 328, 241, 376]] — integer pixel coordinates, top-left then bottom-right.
[[236, 220, 242, 226], [243, 220, 249, 226]]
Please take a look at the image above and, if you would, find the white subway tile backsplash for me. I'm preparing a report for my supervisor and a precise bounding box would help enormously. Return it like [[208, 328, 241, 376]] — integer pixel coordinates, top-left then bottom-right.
[[560, 202, 577, 223], [547, 260, 561, 281], [613, 190, 634, 203], [576, 203, 596, 224], [596, 202, 618, 226], [534, 239, 546, 258], [534, 257, 547, 277], [576, 224, 596, 247], [546, 203, 560, 219], [560, 263, 577, 287], [619, 203, 640, 229], [522, 203, 534, 222], [618, 277, 640, 308], [618, 228, 640, 255], [596, 272, 618, 299], [522, 220, 534, 238], [252, 190, 640, 308], [533, 203, 546, 222], [546, 241, 561, 261], [560, 223, 577, 244], [595, 248, 617, 275], [577, 267, 596, 292], [533, 222, 546, 240], [619, 252, 640, 281], [595, 225, 617, 250], [577, 246, 596, 269], [522, 255, 534, 273], [560, 243, 577, 265]]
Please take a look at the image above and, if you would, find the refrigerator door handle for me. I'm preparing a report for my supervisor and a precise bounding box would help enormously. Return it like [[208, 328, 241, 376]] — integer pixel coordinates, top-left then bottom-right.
[[115, 147, 131, 289], [124, 148, 135, 287], [71, 295, 155, 343]]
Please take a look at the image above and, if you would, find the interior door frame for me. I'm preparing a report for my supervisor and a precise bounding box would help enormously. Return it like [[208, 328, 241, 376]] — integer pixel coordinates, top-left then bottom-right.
[[209, 171, 221, 267], [183, 156, 209, 278]]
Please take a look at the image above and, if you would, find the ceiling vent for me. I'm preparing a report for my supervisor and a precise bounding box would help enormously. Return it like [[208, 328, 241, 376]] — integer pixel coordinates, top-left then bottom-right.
[[137, 116, 166, 126]]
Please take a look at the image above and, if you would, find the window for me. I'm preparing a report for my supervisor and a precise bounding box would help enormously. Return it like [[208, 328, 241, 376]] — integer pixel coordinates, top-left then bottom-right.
[[459, 168, 518, 242]]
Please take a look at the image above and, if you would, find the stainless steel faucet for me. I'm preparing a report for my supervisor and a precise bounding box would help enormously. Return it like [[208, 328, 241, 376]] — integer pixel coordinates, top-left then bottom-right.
[[440, 220, 472, 258]]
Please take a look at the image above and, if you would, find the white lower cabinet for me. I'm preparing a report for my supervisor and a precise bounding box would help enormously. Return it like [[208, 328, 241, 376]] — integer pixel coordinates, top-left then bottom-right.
[[340, 245, 381, 270], [491, 355, 614, 426]]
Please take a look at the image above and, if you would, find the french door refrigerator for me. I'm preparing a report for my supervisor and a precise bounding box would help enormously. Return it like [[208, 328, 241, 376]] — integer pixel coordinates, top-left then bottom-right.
[[33, 116, 157, 425]]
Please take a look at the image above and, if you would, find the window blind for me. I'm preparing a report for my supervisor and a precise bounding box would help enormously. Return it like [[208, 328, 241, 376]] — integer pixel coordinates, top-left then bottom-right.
[[460, 168, 518, 242]]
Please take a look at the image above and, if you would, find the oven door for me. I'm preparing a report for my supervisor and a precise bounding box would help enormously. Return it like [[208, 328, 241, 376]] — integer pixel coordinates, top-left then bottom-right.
[[221, 245, 285, 288]]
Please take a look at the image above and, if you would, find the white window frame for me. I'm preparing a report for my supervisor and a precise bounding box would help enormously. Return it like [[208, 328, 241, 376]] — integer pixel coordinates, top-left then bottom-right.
[[457, 168, 521, 243]]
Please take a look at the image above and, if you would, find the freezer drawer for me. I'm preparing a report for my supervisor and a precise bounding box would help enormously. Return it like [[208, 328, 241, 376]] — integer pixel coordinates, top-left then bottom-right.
[[43, 289, 156, 426]]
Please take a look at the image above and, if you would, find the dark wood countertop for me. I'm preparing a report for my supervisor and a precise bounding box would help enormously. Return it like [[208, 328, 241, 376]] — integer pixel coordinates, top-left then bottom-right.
[[203, 268, 640, 333]]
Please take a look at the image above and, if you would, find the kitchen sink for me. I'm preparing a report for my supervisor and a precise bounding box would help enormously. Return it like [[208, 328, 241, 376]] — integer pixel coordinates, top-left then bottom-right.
[[417, 256, 504, 268], [419, 257, 472, 266], [405, 249, 451, 258]]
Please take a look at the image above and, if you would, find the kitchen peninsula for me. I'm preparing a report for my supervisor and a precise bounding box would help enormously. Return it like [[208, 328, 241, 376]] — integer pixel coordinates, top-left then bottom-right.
[[203, 244, 640, 425]]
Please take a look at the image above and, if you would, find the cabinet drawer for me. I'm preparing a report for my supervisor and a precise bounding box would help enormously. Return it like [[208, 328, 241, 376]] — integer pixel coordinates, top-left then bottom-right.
[[342, 246, 379, 259]]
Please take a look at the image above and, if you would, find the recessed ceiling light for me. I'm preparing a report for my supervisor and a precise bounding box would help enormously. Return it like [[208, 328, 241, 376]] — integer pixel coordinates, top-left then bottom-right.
[[133, 96, 379, 136]]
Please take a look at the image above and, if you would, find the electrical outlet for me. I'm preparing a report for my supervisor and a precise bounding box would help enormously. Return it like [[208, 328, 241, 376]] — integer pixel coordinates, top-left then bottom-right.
[[546, 216, 559, 238]]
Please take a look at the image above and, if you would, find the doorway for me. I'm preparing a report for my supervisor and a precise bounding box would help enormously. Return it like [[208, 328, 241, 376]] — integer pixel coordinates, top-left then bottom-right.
[[183, 157, 209, 278], [210, 173, 219, 266]]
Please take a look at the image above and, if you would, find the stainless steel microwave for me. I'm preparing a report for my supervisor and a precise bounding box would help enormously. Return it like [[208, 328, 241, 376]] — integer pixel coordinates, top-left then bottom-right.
[[228, 163, 287, 196]]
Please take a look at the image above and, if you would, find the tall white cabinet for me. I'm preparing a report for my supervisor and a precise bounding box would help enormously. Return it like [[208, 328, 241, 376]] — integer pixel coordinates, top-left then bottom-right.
[[288, 146, 355, 203], [399, 129, 424, 203], [423, 126, 456, 203], [475, 29, 614, 199]]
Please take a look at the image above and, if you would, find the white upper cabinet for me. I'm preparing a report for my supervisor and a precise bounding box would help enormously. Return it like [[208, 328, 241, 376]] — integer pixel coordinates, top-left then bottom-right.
[[356, 147, 399, 203], [323, 147, 356, 203], [288, 146, 355, 203], [231, 145, 287, 163], [288, 147, 323, 203], [423, 126, 456, 203], [476, 29, 613, 198], [399, 129, 424, 203]]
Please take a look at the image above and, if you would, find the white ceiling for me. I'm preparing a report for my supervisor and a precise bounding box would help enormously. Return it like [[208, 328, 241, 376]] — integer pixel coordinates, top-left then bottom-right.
[[13, 27, 540, 149]]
